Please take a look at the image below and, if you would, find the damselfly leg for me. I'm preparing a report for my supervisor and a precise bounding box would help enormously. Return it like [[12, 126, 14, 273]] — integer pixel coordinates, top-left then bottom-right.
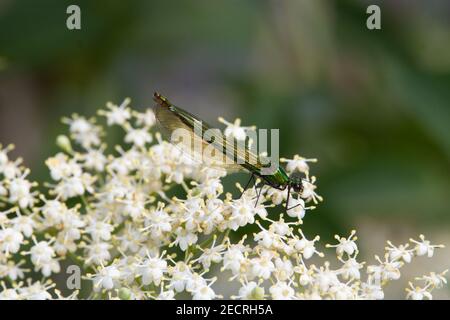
[[286, 185, 291, 211], [240, 173, 255, 199], [285, 185, 304, 211], [254, 181, 264, 207]]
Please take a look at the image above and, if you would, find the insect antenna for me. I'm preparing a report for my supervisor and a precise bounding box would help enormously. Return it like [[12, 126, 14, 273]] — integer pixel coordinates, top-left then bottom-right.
[[285, 185, 291, 211]]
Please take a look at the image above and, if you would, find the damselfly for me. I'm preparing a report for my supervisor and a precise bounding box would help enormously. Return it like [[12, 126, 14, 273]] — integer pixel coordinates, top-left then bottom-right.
[[153, 92, 304, 210]]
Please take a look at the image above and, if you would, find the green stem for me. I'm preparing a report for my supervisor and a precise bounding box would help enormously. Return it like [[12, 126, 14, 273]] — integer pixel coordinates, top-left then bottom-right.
[[80, 195, 91, 210], [181, 181, 190, 193], [221, 229, 230, 245]]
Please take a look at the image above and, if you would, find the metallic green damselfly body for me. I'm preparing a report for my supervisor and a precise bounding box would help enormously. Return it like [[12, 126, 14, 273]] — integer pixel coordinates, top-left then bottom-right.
[[153, 92, 304, 209]]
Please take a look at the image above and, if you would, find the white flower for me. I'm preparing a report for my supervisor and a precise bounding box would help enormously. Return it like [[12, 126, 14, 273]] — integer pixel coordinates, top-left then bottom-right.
[[420, 271, 448, 289], [92, 265, 121, 291], [314, 264, 339, 292], [222, 244, 247, 275], [297, 267, 314, 287], [2, 160, 22, 180], [8, 173, 35, 208], [291, 232, 322, 259], [254, 229, 276, 249], [235, 282, 265, 300], [173, 227, 198, 251], [157, 289, 175, 300], [269, 218, 293, 237], [143, 204, 172, 239], [116, 192, 147, 221], [82, 148, 107, 172], [406, 283, 432, 300], [269, 281, 295, 300], [195, 178, 223, 198], [64, 115, 101, 149], [46, 153, 80, 181], [116, 223, 147, 253], [136, 252, 167, 286], [195, 239, 224, 269], [0, 227, 24, 254], [125, 128, 152, 147], [60, 207, 85, 240], [274, 258, 294, 281], [265, 188, 287, 205], [367, 255, 402, 283], [0, 288, 20, 300], [54, 173, 95, 200], [86, 218, 114, 242], [107, 157, 132, 176], [386, 241, 412, 263], [329, 283, 356, 300], [410, 235, 443, 258], [327, 230, 358, 257], [229, 197, 257, 230], [251, 251, 275, 280], [192, 283, 217, 300], [85, 242, 112, 265], [29, 240, 60, 277], [19, 281, 54, 300], [168, 262, 193, 293], [281, 155, 317, 174], [54, 177, 82, 199], [340, 257, 363, 280], [69, 117, 91, 133], [40, 199, 67, 227], [135, 109, 156, 128], [201, 199, 224, 234], [361, 282, 384, 300], [218, 117, 255, 141], [300, 176, 322, 204], [185, 272, 208, 292], [101, 98, 132, 126], [0, 259, 26, 280], [286, 197, 306, 220], [12, 214, 35, 237], [0, 144, 12, 166]]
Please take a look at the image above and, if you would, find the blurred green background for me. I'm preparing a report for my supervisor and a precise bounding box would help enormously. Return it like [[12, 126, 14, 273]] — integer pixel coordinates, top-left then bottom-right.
[[0, 0, 449, 297]]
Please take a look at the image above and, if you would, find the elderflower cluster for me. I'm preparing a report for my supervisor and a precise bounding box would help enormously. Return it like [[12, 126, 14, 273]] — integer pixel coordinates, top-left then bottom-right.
[[0, 98, 447, 300]]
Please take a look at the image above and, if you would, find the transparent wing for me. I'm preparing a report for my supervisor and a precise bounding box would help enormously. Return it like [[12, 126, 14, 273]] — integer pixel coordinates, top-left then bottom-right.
[[154, 97, 248, 173]]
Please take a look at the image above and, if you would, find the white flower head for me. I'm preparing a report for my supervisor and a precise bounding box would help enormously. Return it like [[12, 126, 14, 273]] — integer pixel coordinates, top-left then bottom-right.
[[0, 98, 446, 301], [100, 98, 132, 126], [281, 155, 317, 174], [410, 235, 444, 258], [218, 117, 255, 142], [269, 281, 296, 300], [92, 265, 122, 291], [326, 230, 358, 258]]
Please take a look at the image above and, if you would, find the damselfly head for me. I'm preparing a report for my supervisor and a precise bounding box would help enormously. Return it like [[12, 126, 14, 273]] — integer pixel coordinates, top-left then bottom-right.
[[153, 92, 169, 105], [288, 171, 304, 193]]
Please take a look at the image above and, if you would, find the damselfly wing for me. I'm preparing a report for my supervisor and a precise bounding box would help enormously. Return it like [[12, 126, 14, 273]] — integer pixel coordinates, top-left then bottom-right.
[[153, 93, 263, 175]]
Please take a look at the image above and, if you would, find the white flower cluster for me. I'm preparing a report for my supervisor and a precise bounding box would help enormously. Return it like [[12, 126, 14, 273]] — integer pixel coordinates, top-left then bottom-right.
[[0, 99, 447, 300]]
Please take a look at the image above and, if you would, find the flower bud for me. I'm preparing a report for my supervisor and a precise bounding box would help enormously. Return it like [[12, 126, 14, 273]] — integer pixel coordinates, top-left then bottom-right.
[[56, 135, 73, 153], [249, 286, 265, 300]]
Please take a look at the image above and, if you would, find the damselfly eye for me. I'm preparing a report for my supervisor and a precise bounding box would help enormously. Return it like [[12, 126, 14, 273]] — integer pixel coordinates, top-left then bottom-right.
[[293, 183, 303, 193], [288, 172, 304, 193]]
